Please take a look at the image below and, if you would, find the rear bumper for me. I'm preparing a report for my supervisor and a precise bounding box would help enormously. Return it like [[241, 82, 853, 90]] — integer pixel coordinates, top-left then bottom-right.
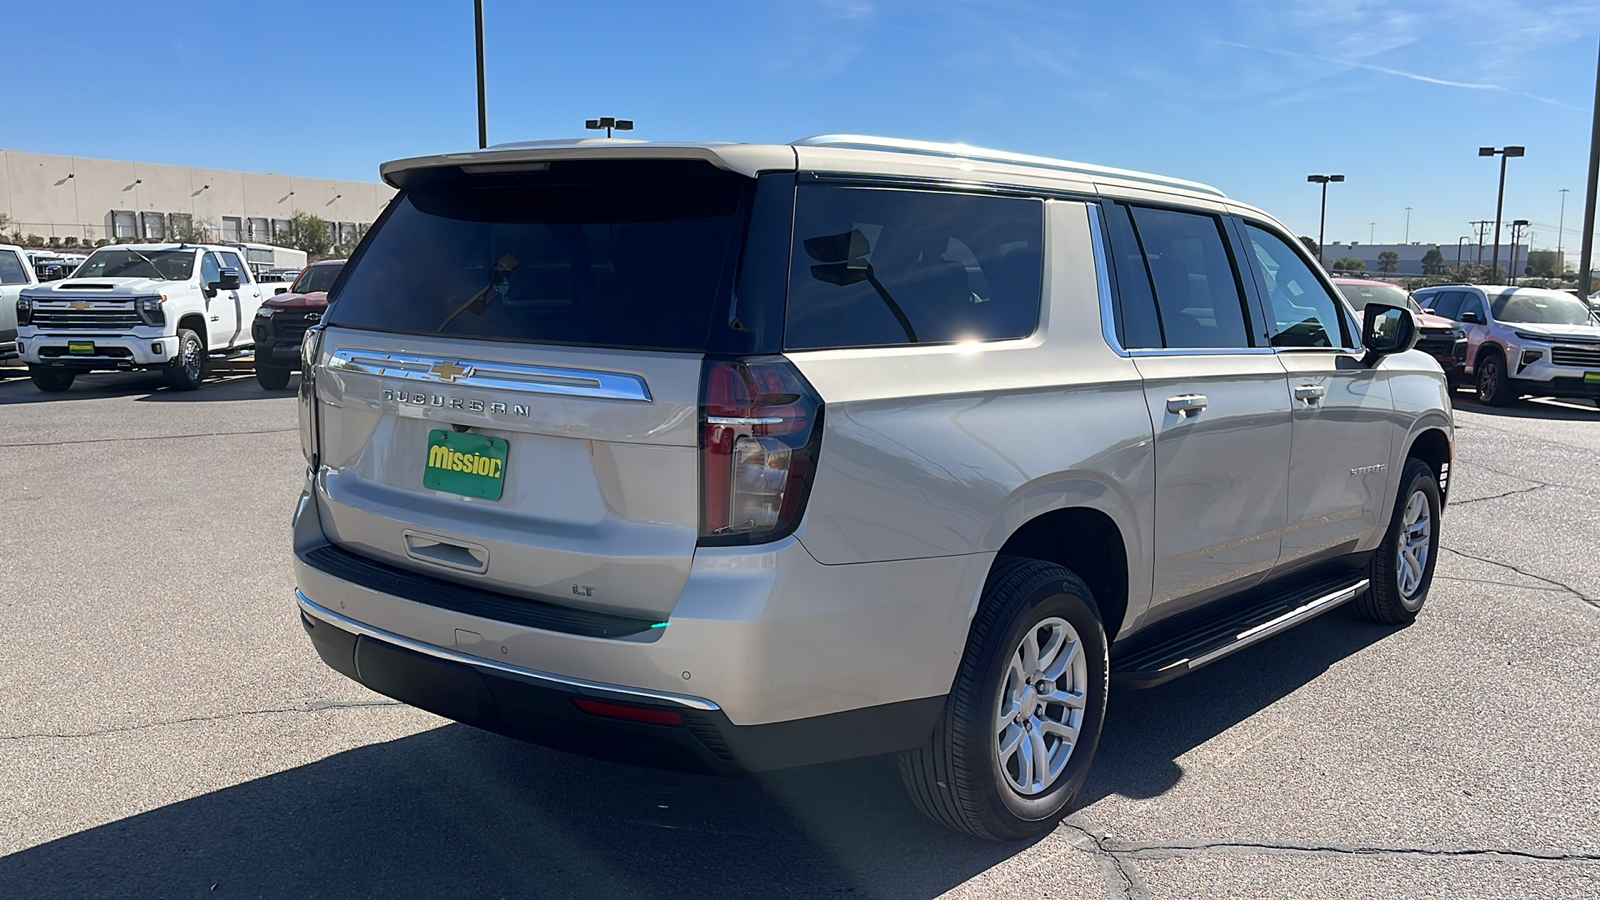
[[298, 590, 944, 773]]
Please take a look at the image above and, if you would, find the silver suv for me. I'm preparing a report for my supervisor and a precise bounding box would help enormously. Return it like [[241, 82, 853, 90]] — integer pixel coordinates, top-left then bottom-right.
[[1411, 283, 1600, 407], [292, 135, 1453, 840]]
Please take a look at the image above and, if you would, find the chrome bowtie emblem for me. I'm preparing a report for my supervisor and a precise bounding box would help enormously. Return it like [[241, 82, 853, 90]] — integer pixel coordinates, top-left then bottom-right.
[[70, 301, 91, 310], [429, 360, 472, 383]]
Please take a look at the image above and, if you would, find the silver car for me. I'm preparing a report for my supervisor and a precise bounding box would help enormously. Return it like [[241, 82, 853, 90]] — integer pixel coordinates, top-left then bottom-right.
[[1412, 284, 1600, 407], [292, 135, 1453, 840]]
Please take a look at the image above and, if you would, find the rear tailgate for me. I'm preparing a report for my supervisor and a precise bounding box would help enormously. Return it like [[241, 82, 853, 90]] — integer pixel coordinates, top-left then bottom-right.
[[314, 330, 700, 620], [310, 157, 783, 621]]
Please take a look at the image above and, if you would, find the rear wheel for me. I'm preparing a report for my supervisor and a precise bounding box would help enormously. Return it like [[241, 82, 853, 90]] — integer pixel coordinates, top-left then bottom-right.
[[29, 367, 75, 393], [1475, 351, 1512, 406], [1354, 458, 1441, 625], [255, 364, 292, 391], [899, 556, 1108, 841], [165, 328, 206, 391]]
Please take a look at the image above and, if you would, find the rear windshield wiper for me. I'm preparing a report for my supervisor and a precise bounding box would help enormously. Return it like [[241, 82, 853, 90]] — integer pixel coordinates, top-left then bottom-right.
[[438, 255, 520, 330]]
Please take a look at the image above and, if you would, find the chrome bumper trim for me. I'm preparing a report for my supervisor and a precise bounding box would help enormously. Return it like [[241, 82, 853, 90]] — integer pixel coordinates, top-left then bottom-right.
[[295, 590, 719, 711]]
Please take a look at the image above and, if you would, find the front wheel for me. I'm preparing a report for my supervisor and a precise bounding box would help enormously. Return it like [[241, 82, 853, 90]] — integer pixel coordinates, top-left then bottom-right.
[[165, 328, 206, 391], [29, 367, 75, 393], [255, 364, 292, 391], [1354, 458, 1441, 625], [1475, 352, 1512, 406], [899, 557, 1108, 841]]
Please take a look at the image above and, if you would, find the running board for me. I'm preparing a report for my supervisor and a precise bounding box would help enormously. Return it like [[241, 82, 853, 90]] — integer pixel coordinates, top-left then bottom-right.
[[1112, 575, 1369, 689]]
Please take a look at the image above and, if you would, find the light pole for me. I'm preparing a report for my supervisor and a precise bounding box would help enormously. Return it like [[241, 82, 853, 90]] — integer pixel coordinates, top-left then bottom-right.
[[1457, 236, 1470, 267], [1307, 174, 1344, 266], [475, 0, 488, 149], [1557, 188, 1570, 277], [1405, 207, 1413, 243], [1581, 35, 1600, 299], [585, 117, 634, 138], [1480, 145, 1525, 282], [1370, 222, 1376, 244], [1471, 220, 1491, 266], [1509, 219, 1530, 285]]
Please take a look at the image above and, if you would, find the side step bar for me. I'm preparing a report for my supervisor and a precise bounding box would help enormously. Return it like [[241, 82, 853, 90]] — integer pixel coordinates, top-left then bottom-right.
[[1112, 576, 1369, 689]]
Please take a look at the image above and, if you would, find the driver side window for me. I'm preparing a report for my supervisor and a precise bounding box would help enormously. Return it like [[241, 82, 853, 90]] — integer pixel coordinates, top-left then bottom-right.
[[1459, 294, 1486, 322], [201, 252, 221, 286], [1243, 223, 1348, 349]]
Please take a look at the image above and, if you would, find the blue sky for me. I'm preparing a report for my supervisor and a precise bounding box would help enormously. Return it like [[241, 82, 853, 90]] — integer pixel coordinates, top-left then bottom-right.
[[12, 0, 1600, 249]]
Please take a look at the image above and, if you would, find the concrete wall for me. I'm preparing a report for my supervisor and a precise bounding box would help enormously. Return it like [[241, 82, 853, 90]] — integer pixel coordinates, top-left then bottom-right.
[[1321, 241, 1530, 277], [0, 149, 394, 245]]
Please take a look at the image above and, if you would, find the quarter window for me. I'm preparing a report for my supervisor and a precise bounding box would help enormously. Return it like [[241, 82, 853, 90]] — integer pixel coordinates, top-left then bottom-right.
[[1126, 206, 1253, 349], [1243, 224, 1348, 348], [784, 186, 1044, 350]]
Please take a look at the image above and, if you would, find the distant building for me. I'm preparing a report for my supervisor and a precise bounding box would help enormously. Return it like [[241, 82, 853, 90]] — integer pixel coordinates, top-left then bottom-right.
[[0, 149, 393, 248], [1319, 241, 1530, 278]]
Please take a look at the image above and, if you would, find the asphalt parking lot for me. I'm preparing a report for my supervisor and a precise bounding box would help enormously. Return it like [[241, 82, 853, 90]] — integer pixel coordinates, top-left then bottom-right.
[[1, 367, 1597, 900]]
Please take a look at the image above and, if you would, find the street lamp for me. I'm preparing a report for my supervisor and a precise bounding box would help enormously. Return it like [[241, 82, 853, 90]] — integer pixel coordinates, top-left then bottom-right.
[[1479, 145, 1525, 282], [1307, 174, 1345, 267], [1457, 236, 1470, 268], [1405, 207, 1413, 243], [585, 117, 634, 138], [475, 0, 488, 148], [1509, 219, 1530, 285]]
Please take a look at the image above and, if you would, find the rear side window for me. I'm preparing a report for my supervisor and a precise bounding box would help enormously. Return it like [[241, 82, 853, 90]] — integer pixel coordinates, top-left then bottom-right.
[[325, 161, 753, 351], [1127, 206, 1252, 349], [784, 186, 1043, 350]]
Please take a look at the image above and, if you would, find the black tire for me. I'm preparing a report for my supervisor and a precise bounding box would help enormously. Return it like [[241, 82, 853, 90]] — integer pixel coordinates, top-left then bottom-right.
[[899, 556, 1109, 841], [29, 366, 75, 393], [165, 328, 206, 391], [1354, 458, 1442, 625], [1475, 350, 1512, 406], [255, 364, 292, 391]]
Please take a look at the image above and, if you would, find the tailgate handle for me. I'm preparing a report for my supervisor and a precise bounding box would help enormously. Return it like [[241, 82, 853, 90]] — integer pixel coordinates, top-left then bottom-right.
[[403, 531, 489, 574]]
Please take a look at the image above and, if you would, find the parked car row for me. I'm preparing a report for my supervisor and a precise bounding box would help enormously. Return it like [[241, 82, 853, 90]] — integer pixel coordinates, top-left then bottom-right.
[[1413, 284, 1600, 407]]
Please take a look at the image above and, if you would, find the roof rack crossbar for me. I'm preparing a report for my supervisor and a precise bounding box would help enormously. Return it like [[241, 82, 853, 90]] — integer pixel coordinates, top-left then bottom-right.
[[791, 135, 1227, 199]]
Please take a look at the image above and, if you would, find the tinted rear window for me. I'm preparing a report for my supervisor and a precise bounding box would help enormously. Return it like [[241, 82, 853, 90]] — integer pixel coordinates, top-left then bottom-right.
[[325, 161, 752, 351], [785, 186, 1044, 350]]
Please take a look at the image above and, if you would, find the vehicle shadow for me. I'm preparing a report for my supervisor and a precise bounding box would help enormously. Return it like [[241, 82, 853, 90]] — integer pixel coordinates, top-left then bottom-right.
[[1450, 390, 1600, 421], [0, 370, 293, 405], [0, 614, 1391, 900]]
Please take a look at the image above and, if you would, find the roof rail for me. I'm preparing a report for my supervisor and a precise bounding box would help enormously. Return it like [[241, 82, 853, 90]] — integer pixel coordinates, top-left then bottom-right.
[[791, 134, 1227, 199]]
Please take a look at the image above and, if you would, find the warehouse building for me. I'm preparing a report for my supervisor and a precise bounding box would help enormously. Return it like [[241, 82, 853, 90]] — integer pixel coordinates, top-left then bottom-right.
[[0, 149, 394, 248]]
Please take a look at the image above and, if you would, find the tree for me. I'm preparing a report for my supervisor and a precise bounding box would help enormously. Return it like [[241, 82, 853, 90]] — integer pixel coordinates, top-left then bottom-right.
[[1332, 256, 1366, 272], [1525, 249, 1558, 279], [1377, 251, 1399, 273], [1420, 247, 1446, 276], [330, 223, 369, 260], [1298, 235, 1319, 258], [279, 211, 334, 259]]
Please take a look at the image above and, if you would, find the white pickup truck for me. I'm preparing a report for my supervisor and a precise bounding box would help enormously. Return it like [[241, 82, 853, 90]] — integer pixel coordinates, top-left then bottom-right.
[[1, 243, 38, 364], [16, 243, 290, 392]]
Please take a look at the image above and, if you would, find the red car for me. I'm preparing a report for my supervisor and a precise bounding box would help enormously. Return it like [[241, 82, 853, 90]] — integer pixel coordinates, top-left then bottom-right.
[[251, 259, 345, 390], [1335, 278, 1467, 388]]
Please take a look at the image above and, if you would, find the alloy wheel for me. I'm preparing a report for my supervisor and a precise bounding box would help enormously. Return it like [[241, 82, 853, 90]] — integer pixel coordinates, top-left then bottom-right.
[[1397, 489, 1432, 598], [994, 617, 1088, 796], [183, 336, 202, 381]]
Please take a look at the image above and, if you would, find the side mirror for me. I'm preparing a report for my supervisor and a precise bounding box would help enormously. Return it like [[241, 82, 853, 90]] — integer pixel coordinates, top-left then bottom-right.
[[1361, 303, 1417, 365], [1460, 311, 1482, 324], [274, 286, 289, 295], [214, 269, 241, 292]]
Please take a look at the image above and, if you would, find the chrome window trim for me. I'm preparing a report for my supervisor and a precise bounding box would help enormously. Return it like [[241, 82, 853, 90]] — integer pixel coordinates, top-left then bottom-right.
[[1128, 346, 1278, 357], [326, 348, 653, 402], [1088, 203, 1130, 358], [297, 591, 719, 711]]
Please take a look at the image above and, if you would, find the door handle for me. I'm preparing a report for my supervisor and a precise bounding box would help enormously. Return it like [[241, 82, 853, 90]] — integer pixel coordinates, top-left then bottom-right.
[[1166, 393, 1208, 416], [1294, 383, 1327, 404]]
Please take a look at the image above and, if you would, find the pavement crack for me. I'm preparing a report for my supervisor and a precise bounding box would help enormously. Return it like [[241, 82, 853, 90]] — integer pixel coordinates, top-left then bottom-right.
[[1103, 837, 1600, 864], [0, 427, 296, 450], [1448, 483, 1547, 506], [1060, 819, 1149, 900], [1440, 546, 1600, 608], [0, 699, 404, 742]]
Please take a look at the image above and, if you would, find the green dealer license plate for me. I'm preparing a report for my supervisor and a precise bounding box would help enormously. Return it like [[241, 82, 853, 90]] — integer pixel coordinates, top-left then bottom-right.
[[68, 341, 96, 355], [424, 429, 508, 500], [1585, 371, 1600, 384]]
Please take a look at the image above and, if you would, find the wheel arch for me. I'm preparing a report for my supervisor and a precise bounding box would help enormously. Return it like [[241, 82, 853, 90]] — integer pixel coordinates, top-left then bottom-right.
[[1473, 340, 1504, 370], [1404, 426, 1453, 500], [177, 314, 208, 349], [985, 505, 1134, 645]]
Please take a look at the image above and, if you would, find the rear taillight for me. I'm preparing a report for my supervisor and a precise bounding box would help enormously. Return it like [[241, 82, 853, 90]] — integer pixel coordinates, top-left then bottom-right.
[[699, 357, 824, 546], [299, 326, 324, 469]]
